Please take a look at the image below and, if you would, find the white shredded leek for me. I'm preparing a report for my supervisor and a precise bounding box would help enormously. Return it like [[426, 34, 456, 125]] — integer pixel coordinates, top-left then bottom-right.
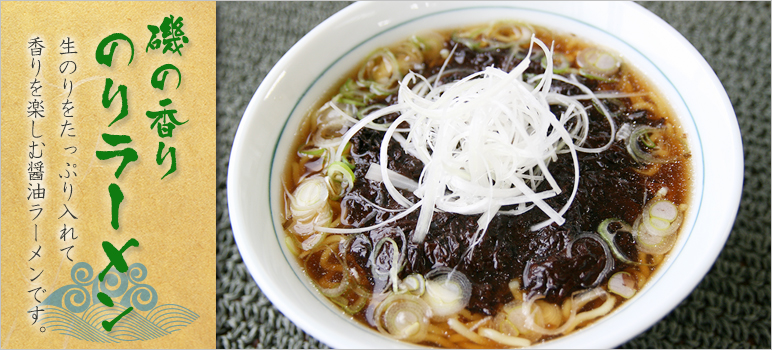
[[365, 163, 419, 192], [328, 35, 617, 246]]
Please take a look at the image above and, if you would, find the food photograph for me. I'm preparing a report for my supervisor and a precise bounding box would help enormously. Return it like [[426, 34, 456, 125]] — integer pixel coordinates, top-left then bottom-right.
[[217, 2, 769, 349]]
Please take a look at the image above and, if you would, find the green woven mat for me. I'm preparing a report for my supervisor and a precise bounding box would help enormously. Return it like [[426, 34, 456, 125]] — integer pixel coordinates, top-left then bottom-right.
[[216, 2, 770, 348]]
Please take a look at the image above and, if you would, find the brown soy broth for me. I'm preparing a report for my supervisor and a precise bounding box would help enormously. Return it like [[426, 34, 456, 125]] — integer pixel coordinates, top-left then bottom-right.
[[281, 22, 692, 347]]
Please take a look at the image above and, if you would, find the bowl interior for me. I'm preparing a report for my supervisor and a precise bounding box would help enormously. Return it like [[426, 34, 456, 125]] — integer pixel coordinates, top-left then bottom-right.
[[228, 2, 741, 348]]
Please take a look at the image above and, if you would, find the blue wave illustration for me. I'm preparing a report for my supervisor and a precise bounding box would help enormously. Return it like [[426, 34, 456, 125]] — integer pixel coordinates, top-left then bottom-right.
[[34, 262, 199, 342]]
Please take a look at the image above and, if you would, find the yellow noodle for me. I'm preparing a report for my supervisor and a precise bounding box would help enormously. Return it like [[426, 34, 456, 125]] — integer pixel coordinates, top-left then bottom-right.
[[318, 273, 338, 289], [479, 328, 531, 348], [457, 341, 490, 349], [297, 248, 312, 260], [634, 269, 648, 287], [319, 247, 334, 269], [620, 71, 645, 108], [466, 316, 492, 331], [572, 289, 603, 312], [631, 100, 656, 113], [428, 324, 448, 335], [423, 333, 457, 348], [563, 294, 617, 334], [633, 163, 662, 176], [457, 308, 477, 321], [449, 334, 468, 343], [509, 280, 524, 301], [619, 72, 636, 92], [322, 234, 344, 246], [291, 162, 301, 186], [561, 297, 573, 320], [448, 318, 490, 345], [638, 251, 649, 265], [318, 248, 344, 277]]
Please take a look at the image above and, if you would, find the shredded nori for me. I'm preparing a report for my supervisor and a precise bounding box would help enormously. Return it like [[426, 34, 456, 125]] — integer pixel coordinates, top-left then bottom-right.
[[338, 41, 685, 316]]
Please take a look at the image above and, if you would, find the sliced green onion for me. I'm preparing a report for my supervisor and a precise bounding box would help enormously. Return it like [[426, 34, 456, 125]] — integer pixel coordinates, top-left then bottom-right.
[[392, 40, 424, 73], [399, 273, 426, 296], [566, 233, 614, 286], [541, 52, 570, 73], [648, 200, 681, 231], [640, 131, 657, 148], [576, 47, 621, 79], [453, 21, 531, 52], [422, 267, 472, 319], [339, 142, 355, 170], [631, 191, 684, 255], [375, 293, 432, 342], [301, 232, 327, 251], [336, 79, 376, 106], [578, 69, 617, 82], [289, 177, 333, 236], [371, 237, 399, 277], [633, 215, 678, 255], [335, 93, 370, 107], [626, 126, 673, 164], [640, 197, 683, 237], [291, 178, 330, 215], [489, 21, 532, 44], [341, 141, 352, 154], [304, 246, 349, 297], [298, 146, 326, 157], [357, 48, 401, 96], [326, 161, 356, 199], [597, 218, 637, 264], [313, 117, 349, 149], [331, 285, 370, 315], [410, 31, 445, 59], [452, 29, 490, 52], [285, 236, 300, 256], [592, 100, 609, 117], [340, 156, 355, 170], [608, 271, 636, 299], [495, 301, 536, 340], [327, 161, 355, 184], [370, 234, 407, 294]]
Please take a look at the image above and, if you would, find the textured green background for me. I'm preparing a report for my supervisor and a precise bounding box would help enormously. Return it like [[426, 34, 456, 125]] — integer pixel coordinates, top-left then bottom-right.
[[216, 2, 770, 348]]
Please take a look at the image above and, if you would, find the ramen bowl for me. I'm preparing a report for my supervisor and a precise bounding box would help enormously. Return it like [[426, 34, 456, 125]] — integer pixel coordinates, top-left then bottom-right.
[[227, 2, 742, 348]]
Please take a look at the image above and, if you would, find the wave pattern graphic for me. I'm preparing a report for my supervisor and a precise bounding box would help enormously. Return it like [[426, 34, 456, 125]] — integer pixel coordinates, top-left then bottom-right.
[[34, 262, 199, 342]]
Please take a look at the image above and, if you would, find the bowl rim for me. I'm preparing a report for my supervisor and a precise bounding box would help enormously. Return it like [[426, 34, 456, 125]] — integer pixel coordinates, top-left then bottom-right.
[[227, 2, 743, 348]]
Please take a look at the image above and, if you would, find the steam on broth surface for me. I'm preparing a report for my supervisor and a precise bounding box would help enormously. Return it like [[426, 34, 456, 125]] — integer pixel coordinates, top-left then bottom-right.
[[281, 21, 691, 348]]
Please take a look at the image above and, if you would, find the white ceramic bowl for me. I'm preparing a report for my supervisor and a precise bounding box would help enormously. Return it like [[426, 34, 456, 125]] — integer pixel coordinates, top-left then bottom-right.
[[228, 2, 743, 348]]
